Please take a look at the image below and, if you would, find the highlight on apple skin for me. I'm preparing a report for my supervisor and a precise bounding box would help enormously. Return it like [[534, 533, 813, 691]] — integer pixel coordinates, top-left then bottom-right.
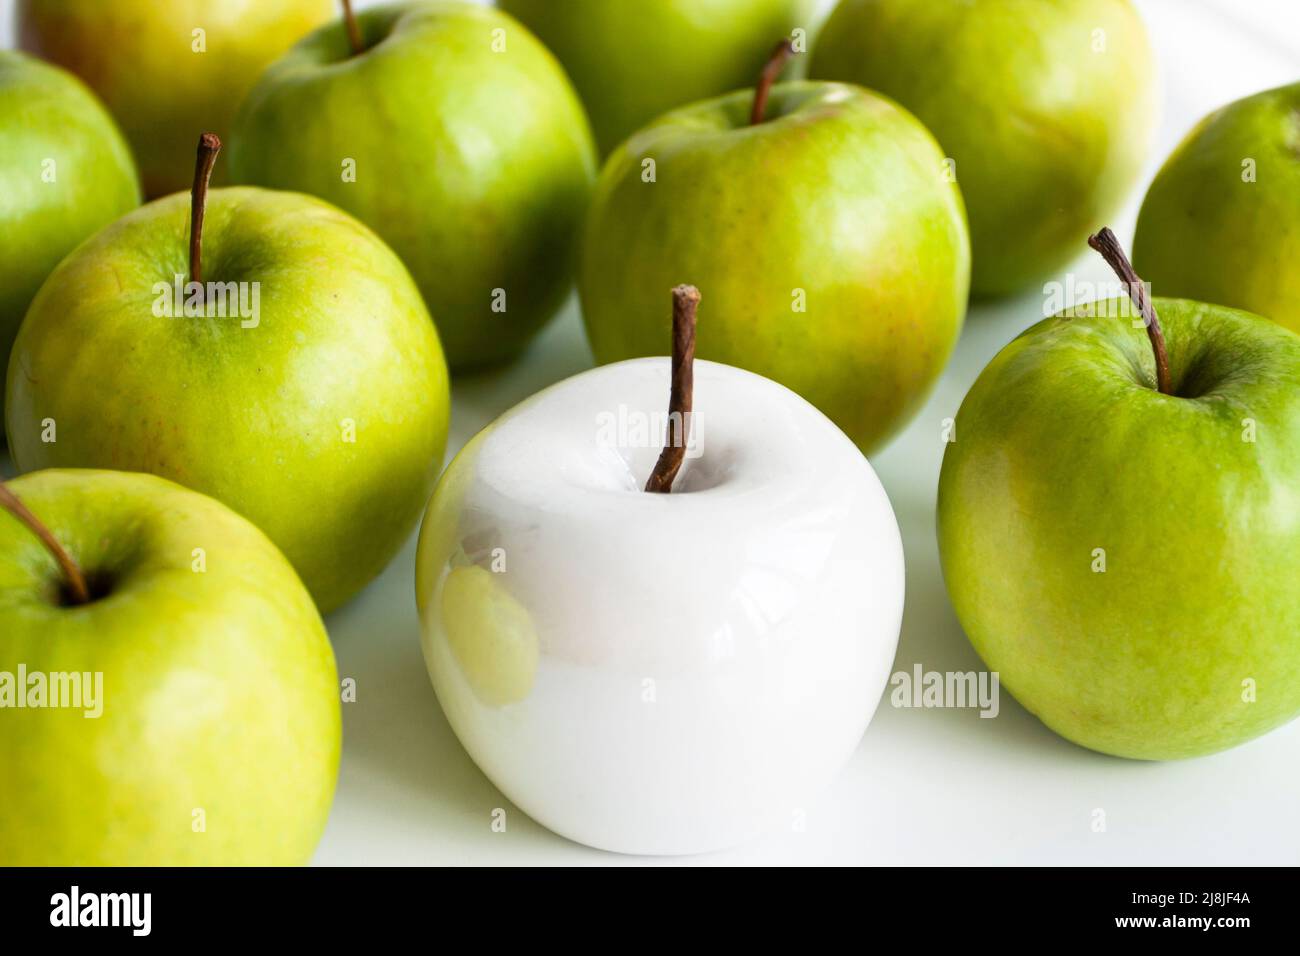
[[414, 354, 905, 855], [937, 293, 1300, 760], [1134, 81, 1300, 335], [228, 0, 598, 372], [811, 0, 1157, 297], [0, 469, 341, 866]]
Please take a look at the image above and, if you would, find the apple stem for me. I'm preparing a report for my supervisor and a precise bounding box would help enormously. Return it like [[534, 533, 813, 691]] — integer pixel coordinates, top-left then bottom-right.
[[0, 482, 90, 605], [189, 132, 221, 286], [1088, 227, 1173, 396], [644, 285, 701, 494], [341, 0, 364, 56], [750, 39, 796, 126]]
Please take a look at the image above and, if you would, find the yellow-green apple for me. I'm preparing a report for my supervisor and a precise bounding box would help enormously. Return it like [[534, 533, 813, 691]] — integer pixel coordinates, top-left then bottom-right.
[[227, 1, 596, 371], [17, 0, 333, 198], [498, 0, 815, 156], [5, 135, 449, 613], [580, 56, 969, 454], [416, 287, 904, 853], [1135, 82, 1300, 334], [811, 0, 1156, 297], [0, 469, 340, 865], [0, 52, 139, 435], [938, 229, 1300, 760]]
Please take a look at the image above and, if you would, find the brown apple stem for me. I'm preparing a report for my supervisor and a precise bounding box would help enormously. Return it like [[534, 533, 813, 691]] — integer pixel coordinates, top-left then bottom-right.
[[1088, 227, 1172, 396], [189, 132, 221, 285], [750, 39, 796, 125], [0, 482, 90, 605], [341, 0, 364, 56], [644, 285, 700, 494]]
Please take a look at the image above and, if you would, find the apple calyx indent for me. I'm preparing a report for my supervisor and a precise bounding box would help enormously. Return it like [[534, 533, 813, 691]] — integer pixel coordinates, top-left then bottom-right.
[[189, 132, 222, 286], [1088, 227, 1173, 396], [644, 285, 700, 493], [750, 39, 796, 126], [341, 0, 364, 57], [0, 482, 90, 606]]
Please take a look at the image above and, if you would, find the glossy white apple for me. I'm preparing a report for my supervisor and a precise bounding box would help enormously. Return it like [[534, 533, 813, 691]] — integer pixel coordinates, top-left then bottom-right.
[[415, 334, 904, 854]]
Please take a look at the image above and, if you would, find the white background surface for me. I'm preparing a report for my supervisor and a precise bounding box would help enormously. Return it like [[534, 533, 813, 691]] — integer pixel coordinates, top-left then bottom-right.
[[3, 0, 1299, 865]]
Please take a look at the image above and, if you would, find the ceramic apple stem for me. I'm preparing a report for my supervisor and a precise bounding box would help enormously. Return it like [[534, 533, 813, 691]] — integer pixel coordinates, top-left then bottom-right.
[[0, 482, 90, 605], [189, 132, 221, 285], [750, 39, 796, 125], [341, 0, 364, 56], [1088, 227, 1173, 396], [644, 285, 700, 494]]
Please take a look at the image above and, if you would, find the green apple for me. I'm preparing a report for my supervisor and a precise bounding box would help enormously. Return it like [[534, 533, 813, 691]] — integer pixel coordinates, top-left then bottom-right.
[[0, 52, 139, 433], [5, 142, 450, 613], [498, 0, 815, 156], [227, 1, 596, 371], [0, 468, 340, 865], [580, 80, 970, 454], [938, 232, 1300, 760], [17, 0, 334, 198], [811, 0, 1156, 297], [1134, 82, 1300, 334]]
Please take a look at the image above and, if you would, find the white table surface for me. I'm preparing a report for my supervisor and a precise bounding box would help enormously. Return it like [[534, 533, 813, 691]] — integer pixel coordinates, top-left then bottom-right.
[[3, 0, 1299, 866]]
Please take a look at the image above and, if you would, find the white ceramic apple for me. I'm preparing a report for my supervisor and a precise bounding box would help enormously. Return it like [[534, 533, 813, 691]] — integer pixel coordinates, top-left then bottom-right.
[[415, 288, 904, 855]]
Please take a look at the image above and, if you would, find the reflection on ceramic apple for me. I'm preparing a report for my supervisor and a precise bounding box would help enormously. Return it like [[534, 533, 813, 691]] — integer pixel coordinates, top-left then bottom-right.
[[415, 356, 904, 855], [440, 564, 539, 707]]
